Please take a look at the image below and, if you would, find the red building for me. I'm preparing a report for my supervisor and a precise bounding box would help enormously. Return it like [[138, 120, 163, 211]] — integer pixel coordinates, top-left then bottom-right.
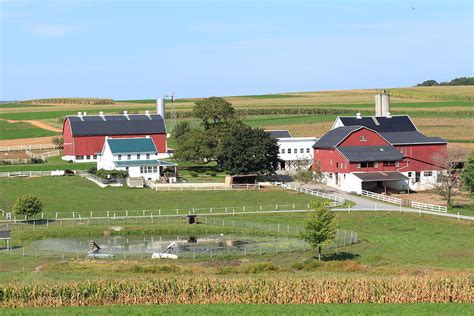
[[313, 115, 446, 193], [62, 112, 168, 162]]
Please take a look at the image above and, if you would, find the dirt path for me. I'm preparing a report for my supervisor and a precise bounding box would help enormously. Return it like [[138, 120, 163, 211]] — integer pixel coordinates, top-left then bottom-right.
[[0, 136, 55, 146], [0, 118, 62, 132]]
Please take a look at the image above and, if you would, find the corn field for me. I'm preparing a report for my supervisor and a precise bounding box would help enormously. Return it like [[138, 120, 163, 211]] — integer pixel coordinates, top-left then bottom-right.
[[19, 98, 114, 105], [0, 277, 472, 307]]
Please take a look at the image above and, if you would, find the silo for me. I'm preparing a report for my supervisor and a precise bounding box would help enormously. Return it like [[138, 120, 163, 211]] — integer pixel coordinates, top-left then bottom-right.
[[381, 94, 390, 116], [375, 94, 383, 116], [157, 98, 166, 124]]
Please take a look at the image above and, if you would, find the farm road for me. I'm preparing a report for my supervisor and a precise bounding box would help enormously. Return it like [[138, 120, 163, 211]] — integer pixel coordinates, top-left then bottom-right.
[[290, 182, 406, 211]]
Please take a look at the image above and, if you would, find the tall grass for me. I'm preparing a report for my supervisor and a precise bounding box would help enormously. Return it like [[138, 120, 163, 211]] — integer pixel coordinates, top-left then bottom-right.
[[0, 277, 471, 307]]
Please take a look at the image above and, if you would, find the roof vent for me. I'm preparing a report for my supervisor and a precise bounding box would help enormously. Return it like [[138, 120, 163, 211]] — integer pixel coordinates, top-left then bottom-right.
[[77, 112, 84, 121], [146, 135, 150, 139], [145, 110, 151, 119], [99, 111, 105, 121], [356, 113, 362, 119], [385, 112, 392, 118], [83, 112, 87, 116], [123, 111, 130, 120]]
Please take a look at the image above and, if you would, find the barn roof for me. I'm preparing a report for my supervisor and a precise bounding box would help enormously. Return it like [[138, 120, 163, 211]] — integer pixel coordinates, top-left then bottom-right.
[[266, 130, 293, 138], [313, 126, 361, 148], [338, 115, 417, 133], [67, 114, 166, 136], [337, 146, 404, 162], [107, 137, 156, 154], [379, 132, 446, 145], [352, 171, 408, 182]]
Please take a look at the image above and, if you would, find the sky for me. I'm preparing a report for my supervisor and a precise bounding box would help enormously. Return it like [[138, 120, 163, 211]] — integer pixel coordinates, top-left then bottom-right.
[[0, 0, 472, 100]]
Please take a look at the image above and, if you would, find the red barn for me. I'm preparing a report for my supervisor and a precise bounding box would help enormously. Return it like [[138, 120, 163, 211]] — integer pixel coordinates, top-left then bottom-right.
[[62, 111, 168, 162], [313, 114, 446, 193]]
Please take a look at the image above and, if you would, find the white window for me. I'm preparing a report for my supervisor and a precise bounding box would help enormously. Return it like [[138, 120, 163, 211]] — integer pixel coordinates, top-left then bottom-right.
[[360, 136, 367, 142], [137, 154, 141, 160], [93, 155, 97, 160], [328, 173, 333, 179], [152, 166, 158, 173], [127, 154, 131, 160], [117, 155, 121, 161], [287, 149, 291, 154], [408, 172, 412, 177], [125, 167, 129, 171], [76, 155, 84, 160], [147, 166, 152, 173], [357, 163, 361, 169], [306, 148, 310, 153], [294, 148, 297, 153], [281, 149, 285, 154], [146, 154, 150, 159], [300, 148, 304, 153], [395, 161, 399, 167], [423, 171, 433, 177], [140, 167, 144, 173], [86, 155, 90, 160]]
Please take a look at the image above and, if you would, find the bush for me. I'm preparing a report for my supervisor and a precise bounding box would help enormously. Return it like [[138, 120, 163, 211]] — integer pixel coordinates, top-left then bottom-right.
[[88, 166, 97, 174], [190, 171, 199, 177], [205, 171, 217, 177], [29, 158, 44, 164], [13, 195, 43, 221]]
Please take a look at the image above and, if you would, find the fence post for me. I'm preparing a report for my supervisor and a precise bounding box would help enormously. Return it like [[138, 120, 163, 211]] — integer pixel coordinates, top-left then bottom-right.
[[277, 224, 280, 232]]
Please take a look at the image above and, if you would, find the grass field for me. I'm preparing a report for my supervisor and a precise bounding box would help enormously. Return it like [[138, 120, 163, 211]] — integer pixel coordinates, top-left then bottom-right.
[[0, 155, 95, 172], [1, 303, 473, 315], [0, 120, 58, 140], [0, 176, 315, 214]]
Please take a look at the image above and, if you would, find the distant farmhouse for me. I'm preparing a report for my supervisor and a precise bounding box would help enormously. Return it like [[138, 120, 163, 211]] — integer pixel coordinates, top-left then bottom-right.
[[266, 130, 318, 171], [313, 93, 447, 193]]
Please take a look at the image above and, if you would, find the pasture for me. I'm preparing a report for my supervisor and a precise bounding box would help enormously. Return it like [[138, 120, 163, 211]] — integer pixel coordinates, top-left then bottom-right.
[[0, 120, 58, 140]]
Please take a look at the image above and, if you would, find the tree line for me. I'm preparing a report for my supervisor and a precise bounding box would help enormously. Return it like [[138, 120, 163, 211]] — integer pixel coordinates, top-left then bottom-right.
[[416, 77, 474, 87]]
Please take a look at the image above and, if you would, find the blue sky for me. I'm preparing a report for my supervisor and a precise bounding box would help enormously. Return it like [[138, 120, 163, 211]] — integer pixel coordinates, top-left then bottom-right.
[[1, 0, 472, 100]]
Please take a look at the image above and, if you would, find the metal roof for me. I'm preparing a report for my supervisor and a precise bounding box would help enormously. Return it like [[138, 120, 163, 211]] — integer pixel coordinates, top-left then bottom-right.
[[380, 132, 446, 145], [266, 130, 292, 138], [114, 159, 177, 167], [338, 115, 417, 133], [68, 114, 166, 136], [107, 138, 156, 154], [337, 146, 404, 162], [352, 171, 408, 181], [313, 126, 361, 148]]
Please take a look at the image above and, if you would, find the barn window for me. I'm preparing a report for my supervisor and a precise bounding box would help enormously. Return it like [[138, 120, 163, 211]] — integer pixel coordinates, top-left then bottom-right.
[[384, 161, 395, 167], [336, 162, 339, 168], [330, 160, 333, 165], [360, 162, 374, 168], [424, 171, 433, 177], [357, 163, 361, 169], [76, 155, 84, 160], [360, 136, 367, 142]]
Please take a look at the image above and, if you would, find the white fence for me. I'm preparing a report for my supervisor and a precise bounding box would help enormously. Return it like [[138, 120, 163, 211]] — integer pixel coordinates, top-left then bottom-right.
[[150, 183, 260, 191], [361, 190, 448, 213], [26, 149, 60, 160], [361, 190, 402, 205], [0, 170, 55, 178], [0, 144, 57, 152], [411, 201, 447, 213], [279, 183, 345, 207]]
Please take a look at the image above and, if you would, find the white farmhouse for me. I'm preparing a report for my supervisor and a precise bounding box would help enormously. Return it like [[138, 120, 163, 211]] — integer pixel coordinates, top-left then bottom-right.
[[266, 130, 318, 171], [97, 136, 177, 182]]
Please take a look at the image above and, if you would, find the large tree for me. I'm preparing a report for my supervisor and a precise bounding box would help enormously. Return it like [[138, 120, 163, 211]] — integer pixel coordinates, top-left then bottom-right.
[[172, 121, 192, 141], [300, 201, 338, 261], [14, 195, 43, 222], [461, 151, 474, 194], [217, 126, 280, 175], [174, 129, 217, 164], [193, 97, 237, 129]]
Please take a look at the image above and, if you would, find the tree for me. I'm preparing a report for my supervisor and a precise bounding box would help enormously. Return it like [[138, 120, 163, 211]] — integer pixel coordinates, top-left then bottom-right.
[[52, 136, 64, 149], [172, 121, 192, 140], [193, 97, 237, 129], [461, 151, 474, 194], [174, 129, 217, 164], [293, 159, 324, 188], [300, 201, 338, 260], [217, 126, 280, 175], [416, 80, 439, 87], [433, 148, 466, 206], [13, 195, 43, 222]]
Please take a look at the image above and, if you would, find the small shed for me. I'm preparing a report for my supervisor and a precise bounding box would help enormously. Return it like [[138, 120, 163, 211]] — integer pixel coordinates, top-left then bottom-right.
[[225, 174, 258, 188]]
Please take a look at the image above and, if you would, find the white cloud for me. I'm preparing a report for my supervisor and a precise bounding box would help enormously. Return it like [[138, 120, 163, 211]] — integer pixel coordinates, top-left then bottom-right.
[[30, 24, 80, 36]]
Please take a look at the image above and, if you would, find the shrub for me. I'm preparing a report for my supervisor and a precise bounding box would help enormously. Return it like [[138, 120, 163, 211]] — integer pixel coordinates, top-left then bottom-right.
[[13, 195, 43, 221], [88, 166, 98, 175], [206, 171, 217, 177], [190, 171, 199, 177]]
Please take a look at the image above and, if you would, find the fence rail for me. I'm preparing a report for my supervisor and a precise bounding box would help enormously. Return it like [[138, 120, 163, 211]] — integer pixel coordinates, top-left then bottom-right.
[[0, 170, 55, 178], [411, 201, 447, 213], [26, 149, 60, 160], [0, 144, 57, 152], [279, 183, 345, 206], [361, 190, 402, 205]]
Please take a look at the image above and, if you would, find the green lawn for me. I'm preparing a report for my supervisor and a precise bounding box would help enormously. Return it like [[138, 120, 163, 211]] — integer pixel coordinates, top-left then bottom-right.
[[0, 176, 314, 214], [2, 303, 472, 315], [0, 120, 59, 140], [0, 155, 95, 172]]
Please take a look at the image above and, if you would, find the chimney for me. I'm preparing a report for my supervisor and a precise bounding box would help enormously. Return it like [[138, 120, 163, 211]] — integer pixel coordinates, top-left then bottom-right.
[[356, 112, 362, 119], [157, 98, 166, 125]]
